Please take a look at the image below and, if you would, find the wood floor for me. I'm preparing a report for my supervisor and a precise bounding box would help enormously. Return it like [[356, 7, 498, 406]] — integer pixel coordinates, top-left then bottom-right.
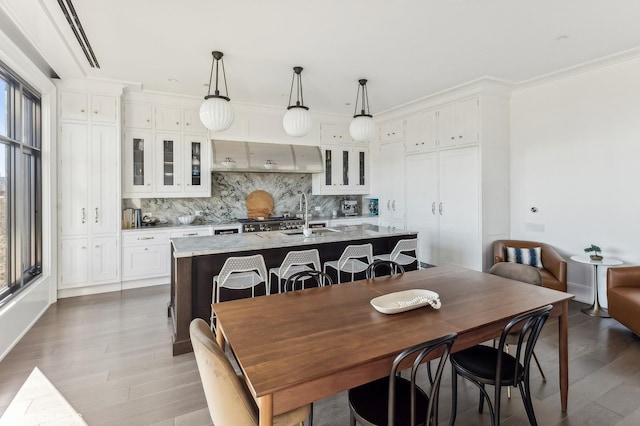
[[1, 284, 639, 425]]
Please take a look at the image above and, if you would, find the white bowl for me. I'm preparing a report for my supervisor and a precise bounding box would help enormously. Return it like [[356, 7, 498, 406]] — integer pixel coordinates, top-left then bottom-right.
[[177, 215, 196, 225]]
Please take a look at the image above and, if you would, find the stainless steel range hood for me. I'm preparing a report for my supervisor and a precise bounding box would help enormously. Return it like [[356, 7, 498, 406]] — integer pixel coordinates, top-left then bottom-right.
[[211, 140, 323, 173]]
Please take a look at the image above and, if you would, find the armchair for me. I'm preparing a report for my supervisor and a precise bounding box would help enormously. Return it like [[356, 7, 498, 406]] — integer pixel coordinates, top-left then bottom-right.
[[607, 266, 640, 336], [493, 240, 567, 292]]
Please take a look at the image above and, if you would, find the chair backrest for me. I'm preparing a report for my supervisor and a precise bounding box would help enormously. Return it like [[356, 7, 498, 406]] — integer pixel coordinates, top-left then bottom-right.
[[190, 318, 258, 426], [389, 238, 418, 262], [338, 243, 373, 270], [388, 333, 457, 426], [217, 254, 268, 289], [366, 259, 405, 279], [279, 249, 321, 277], [495, 305, 553, 386], [489, 262, 542, 286], [284, 270, 333, 292]]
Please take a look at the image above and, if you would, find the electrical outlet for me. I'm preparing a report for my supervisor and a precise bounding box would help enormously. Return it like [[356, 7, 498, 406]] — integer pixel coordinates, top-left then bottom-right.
[[314, 206, 321, 211]]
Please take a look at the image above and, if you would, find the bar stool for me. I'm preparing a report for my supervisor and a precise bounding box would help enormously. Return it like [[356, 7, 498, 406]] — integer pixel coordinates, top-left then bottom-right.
[[211, 254, 268, 329], [373, 238, 420, 270], [323, 243, 373, 284], [269, 249, 321, 293]]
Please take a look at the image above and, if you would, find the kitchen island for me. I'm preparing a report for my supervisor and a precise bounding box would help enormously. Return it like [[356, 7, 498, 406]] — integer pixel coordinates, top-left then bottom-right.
[[169, 224, 417, 355]]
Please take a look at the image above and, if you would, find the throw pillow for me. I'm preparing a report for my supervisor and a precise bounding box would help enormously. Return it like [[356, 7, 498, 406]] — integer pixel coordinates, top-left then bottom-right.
[[506, 246, 543, 268]]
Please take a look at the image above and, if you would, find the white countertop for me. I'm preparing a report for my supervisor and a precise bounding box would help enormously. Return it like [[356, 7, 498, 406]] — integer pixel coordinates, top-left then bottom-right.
[[170, 224, 415, 258]]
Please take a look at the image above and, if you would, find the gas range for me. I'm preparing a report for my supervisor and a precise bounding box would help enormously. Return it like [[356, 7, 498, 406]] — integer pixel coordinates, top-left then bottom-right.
[[238, 217, 305, 233]]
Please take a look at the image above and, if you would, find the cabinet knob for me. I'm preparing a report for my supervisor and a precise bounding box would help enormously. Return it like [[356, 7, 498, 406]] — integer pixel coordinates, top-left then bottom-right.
[[95, 245, 100, 249], [176, 122, 180, 125], [186, 122, 190, 126], [80, 109, 85, 113], [458, 135, 463, 138], [94, 110, 98, 114], [451, 136, 455, 140], [144, 248, 149, 251], [146, 119, 150, 122]]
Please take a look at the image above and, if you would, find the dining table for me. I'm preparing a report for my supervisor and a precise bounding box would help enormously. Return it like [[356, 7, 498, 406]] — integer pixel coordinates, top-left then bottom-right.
[[213, 264, 575, 426]]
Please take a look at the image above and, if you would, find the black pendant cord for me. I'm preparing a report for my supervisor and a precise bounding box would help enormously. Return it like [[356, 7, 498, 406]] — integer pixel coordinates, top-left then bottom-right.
[[297, 72, 304, 107], [362, 83, 370, 116], [220, 58, 229, 98], [206, 58, 215, 97], [288, 72, 295, 107], [353, 84, 361, 116]]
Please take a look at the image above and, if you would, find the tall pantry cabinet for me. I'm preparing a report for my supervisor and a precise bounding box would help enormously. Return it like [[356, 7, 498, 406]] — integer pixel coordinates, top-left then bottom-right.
[[57, 81, 124, 296], [381, 84, 510, 272]]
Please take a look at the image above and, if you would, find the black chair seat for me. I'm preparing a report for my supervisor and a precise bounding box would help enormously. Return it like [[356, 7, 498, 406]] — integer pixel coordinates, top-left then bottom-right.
[[349, 376, 428, 426], [451, 345, 523, 386]]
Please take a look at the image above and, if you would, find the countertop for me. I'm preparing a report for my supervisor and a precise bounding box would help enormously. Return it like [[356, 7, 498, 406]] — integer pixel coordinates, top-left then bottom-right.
[[170, 224, 414, 258]]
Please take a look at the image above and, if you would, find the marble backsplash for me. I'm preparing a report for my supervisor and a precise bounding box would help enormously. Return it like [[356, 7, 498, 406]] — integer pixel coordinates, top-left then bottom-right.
[[123, 172, 361, 224]]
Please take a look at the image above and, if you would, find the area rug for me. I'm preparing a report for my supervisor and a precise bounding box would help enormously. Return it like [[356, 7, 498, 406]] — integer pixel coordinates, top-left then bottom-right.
[[0, 367, 87, 425]]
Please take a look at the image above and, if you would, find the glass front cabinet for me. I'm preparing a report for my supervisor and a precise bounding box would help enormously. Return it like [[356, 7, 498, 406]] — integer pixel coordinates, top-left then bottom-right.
[[123, 132, 210, 198], [312, 146, 369, 195]]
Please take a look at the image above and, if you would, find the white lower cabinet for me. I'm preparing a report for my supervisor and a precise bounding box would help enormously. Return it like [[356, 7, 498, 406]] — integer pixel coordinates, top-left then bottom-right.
[[405, 147, 480, 270], [122, 231, 170, 281], [60, 236, 119, 288]]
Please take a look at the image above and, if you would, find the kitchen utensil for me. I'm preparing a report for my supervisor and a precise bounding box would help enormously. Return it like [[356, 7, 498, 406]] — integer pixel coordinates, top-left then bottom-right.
[[246, 190, 274, 219]]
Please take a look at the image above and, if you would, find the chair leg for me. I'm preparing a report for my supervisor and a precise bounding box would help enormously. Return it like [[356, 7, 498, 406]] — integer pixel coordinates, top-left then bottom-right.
[[450, 364, 458, 426], [533, 350, 546, 381], [349, 411, 356, 426], [493, 382, 502, 426], [478, 384, 485, 414], [505, 344, 512, 399], [518, 381, 538, 426]]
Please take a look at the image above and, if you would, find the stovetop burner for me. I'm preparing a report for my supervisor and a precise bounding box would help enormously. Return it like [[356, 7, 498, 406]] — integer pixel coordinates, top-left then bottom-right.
[[238, 217, 302, 223], [238, 216, 305, 232]]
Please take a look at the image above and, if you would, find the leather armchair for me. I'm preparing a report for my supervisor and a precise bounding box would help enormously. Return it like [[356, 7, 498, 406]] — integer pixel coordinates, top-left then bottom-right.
[[493, 240, 567, 292], [607, 266, 640, 336]]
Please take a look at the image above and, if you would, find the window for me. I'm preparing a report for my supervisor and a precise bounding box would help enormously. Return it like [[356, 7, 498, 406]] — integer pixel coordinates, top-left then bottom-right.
[[0, 60, 42, 304]]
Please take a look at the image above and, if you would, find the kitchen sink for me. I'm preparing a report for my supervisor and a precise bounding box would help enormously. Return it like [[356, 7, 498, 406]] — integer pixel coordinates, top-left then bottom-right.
[[282, 228, 341, 236]]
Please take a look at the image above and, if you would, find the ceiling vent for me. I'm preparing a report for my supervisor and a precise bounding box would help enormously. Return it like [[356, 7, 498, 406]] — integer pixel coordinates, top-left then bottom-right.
[[56, 0, 100, 68]]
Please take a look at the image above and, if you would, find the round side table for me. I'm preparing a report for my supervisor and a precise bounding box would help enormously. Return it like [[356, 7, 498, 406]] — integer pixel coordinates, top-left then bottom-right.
[[570, 255, 622, 317]]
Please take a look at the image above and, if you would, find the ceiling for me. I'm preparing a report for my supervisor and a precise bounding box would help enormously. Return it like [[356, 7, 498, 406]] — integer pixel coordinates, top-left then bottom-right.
[[36, 0, 640, 115]]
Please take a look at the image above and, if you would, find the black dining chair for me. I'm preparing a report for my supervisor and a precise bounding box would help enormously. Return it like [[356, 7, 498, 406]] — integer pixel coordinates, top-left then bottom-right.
[[284, 270, 333, 292], [366, 259, 406, 279], [348, 332, 457, 426], [450, 304, 553, 426]]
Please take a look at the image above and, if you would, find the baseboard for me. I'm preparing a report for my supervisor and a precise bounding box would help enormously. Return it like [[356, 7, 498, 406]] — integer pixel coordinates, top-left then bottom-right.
[[567, 281, 591, 304], [57, 283, 121, 299], [122, 276, 170, 290]]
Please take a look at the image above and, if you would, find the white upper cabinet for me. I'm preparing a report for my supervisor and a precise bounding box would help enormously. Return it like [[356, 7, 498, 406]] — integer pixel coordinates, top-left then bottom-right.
[[183, 109, 208, 133], [61, 92, 117, 123], [123, 131, 154, 195], [437, 98, 479, 148], [90, 95, 118, 123], [155, 133, 183, 193], [155, 106, 182, 131], [405, 110, 438, 153], [60, 91, 88, 121], [311, 146, 369, 195], [379, 119, 405, 143], [320, 123, 352, 144], [124, 103, 153, 129]]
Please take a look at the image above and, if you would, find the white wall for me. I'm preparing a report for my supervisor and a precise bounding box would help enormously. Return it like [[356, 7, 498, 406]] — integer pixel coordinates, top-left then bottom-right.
[[510, 56, 640, 304]]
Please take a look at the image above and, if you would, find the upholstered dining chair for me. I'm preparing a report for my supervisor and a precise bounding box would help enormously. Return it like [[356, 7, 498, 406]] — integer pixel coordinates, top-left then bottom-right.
[[365, 259, 405, 279], [488, 262, 547, 397], [348, 333, 457, 426], [493, 240, 567, 292], [450, 304, 553, 426], [190, 318, 312, 426], [284, 270, 333, 292]]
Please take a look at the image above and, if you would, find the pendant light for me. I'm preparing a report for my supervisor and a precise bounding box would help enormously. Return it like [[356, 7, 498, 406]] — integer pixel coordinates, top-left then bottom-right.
[[283, 66, 312, 137], [349, 79, 376, 142], [200, 51, 234, 132]]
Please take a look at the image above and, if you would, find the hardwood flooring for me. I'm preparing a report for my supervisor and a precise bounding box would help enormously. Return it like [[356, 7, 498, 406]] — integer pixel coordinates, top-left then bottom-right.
[[1, 284, 639, 425]]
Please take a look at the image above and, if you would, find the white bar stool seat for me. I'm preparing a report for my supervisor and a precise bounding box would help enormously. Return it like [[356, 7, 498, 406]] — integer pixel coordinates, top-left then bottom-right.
[[269, 249, 321, 293], [373, 238, 420, 269], [323, 243, 373, 284]]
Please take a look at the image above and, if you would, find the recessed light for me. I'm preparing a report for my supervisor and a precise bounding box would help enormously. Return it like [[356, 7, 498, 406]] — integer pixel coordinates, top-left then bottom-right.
[[555, 35, 569, 41], [168, 78, 178, 83]]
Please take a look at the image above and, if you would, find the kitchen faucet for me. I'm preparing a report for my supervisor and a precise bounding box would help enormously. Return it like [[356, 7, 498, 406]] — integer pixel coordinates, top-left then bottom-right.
[[299, 192, 311, 236]]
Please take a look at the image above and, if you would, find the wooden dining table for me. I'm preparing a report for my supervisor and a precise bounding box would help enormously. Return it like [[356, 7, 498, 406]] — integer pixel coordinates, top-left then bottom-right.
[[213, 264, 574, 426]]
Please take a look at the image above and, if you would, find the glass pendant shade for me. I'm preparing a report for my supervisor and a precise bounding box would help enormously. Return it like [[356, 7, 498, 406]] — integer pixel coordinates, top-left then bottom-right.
[[200, 50, 234, 132], [200, 97, 234, 132], [283, 66, 312, 137], [349, 115, 376, 142], [283, 106, 312, 137], [349, 78, 375, 142]]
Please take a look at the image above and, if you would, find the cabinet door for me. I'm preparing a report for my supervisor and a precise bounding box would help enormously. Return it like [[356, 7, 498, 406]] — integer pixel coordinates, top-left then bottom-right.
[[90, 95, 118, 123], [438, 147, 480, 270], [183, 135, 210, 195], [323, 147, 348, 188], [406, 153, 439, 266], [378, 142, 405, 221], [123, 131, 154, 195], [59, 123, 89, 236], [91, 236, 119, 283], [155, 134, 182, 193], [122, 244, 170, 280], [59, 238, 89, 287], [405, 111, 437, 153], [455, 98, 479, 145], [124, 103, 152, 129], [350, 147, 369, 191], [320, 123, 351, 143], [437, 104, 456, 148], [90, 125, 119, 234], [155, 106, 182, 131], [60, 91, 88, 121], [183, 109, 208, 133], [379, 119, 404, 143]]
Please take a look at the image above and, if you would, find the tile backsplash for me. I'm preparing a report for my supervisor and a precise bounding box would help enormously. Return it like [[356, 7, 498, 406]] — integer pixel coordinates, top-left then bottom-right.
[[123, 172, 361, 224]]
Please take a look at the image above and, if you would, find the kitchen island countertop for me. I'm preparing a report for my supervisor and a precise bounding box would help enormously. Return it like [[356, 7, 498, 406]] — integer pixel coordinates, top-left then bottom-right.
[[171, 224, 415, 258]]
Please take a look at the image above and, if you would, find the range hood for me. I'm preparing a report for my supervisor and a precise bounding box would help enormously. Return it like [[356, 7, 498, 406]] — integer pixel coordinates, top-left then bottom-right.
[[211, 140, 323, 173]]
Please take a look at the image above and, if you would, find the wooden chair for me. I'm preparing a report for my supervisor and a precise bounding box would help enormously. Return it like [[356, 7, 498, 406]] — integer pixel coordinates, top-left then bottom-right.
[[284, 270, 333, 292], [365, 260, 405, 279]]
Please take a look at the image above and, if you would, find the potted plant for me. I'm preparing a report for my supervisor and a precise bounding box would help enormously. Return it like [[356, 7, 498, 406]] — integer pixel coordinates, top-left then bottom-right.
[[584, 244, 603, 261]]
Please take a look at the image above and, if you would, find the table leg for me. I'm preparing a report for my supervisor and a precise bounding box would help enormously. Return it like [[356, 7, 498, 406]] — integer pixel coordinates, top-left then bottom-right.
[[215, 323, 226, 352], [582, 264, 610, 317], [558, 300, 569, 412], [258, 394, 274, 426]]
